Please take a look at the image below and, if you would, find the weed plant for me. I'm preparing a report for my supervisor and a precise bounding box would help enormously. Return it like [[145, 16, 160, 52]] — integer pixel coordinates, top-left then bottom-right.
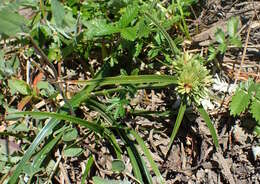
[[0, 0, 255, 184]]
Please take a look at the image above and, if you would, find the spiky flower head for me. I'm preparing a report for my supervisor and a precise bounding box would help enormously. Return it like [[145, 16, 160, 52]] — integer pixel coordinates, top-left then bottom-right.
[[173, 52, 212, 105]]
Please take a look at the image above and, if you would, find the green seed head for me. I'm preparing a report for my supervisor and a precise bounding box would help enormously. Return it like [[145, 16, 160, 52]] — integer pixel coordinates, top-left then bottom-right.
[[174, 52, 212, 105]]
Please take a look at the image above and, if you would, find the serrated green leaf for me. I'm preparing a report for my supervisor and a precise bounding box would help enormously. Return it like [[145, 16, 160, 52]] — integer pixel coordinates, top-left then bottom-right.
[[253, 125, 260, 136], [8, 78, 31, 95], [120, 27, 137, 41], [51, 0, 65, 27], [218, 43, 227, 54], [250, 99, 260, 124], [227, 17, 239, 38], [229, 36, 242, 47], [215, 28, 225, 44], [64, 146, 83, 157], [84, 19, 120, 38], [117, 4, 138, 28], [230, 90, 250, 116], [0, 8, 27, 36]]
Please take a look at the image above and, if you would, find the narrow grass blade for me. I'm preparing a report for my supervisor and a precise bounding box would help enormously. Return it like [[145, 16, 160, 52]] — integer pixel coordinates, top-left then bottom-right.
[[87, 98, 123, 157], [88, 100, 152, 183], [81, 154, 94, 184], [144, 12, 180, 55], [26, 132, 63, 182], [130, 130, 165, 184], [12, 111, 104, 134], [9, 119, 60, 184], [118, 130, 143, 183], [167, 103, 186, 155], [8, 64, 111, 184], [176, 0, 191, 40], [32, 132, 63, 170], [63, 75, 178, 87], [198, 106, 219, 149]]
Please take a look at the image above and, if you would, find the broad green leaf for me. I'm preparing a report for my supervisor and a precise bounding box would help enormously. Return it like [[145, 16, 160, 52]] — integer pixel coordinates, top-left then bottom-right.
[[51, 0, 65, 27], [84, 19, 120, 37], [8, 78, 31, 95], [227, 17, 239, 38], [0, 8, 27, 36], [198, 106, 219, 149], [63, 128, 78, 142], [250, 99, 260, 124], [93, 177, 131, 184], [117, 4, 138, 28], [64, 146, 83, 157], [229, 90, 250, 116], [168, 103, 186, 154], [120, 27, 137, 41], [37, 81, 56, 97], [111, 159, 125, 172], [215, 28, 225, 44]]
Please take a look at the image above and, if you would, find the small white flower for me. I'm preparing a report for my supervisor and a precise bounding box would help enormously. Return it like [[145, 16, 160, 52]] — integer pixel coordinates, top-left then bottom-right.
[[212, 74, 237, 94]]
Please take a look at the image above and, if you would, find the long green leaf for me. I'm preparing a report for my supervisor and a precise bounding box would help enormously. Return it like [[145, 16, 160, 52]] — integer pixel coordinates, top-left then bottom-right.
[[27, 132, 63, 181], [87, 99, 123, 158], [198, 106, 219, 149], [0, 7, 27, 36], [51, 0, 65, 27], [167, 103, 186, 155], [11, 111, 104, 134], [32, 132, 63, 170], [130, 130, 165, 184], [144, 12, 180, 55], [88, 99, 151, 183], [9, 119, 59, 184], [81, 154, 94, 184], [119, 131, 143, 183], [65, 75, 177, 87], [8, 63, 111, 184]]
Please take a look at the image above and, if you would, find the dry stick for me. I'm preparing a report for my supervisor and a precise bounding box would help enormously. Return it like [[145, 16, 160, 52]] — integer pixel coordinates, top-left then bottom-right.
[[28, 35, 75, 115], [215, 151, 236, 184], [234, 13, 255, 85], [45, 154, 62, 184]]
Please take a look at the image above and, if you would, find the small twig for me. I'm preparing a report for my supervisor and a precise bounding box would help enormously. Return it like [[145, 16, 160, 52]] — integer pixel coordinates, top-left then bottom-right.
[[26, 34, 75, 115], [215, 151, 236, 184], [45, 153, 62, 184], [59, 162, 71, 184], [234, 13, 255, 85]]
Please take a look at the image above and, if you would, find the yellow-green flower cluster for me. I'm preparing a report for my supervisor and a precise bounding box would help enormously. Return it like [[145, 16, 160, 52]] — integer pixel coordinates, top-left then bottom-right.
[[173, 52, 212, 105]]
